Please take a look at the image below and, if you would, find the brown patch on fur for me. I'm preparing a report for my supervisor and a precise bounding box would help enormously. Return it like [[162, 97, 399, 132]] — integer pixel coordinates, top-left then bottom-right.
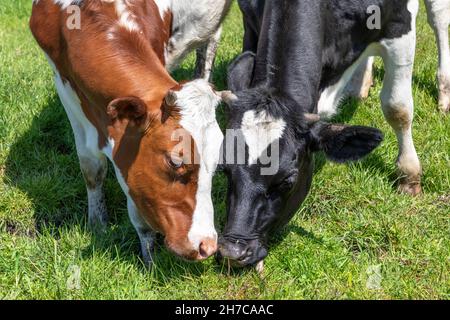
[[384, 107, 411, 131]]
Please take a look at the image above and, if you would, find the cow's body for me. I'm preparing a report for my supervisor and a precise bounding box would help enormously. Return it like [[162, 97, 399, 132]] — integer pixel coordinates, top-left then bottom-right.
[[218, 0, 421, 267], [160, 0, 233, 79], [349, 0, 450, 113], [30, 0, 225, 265]]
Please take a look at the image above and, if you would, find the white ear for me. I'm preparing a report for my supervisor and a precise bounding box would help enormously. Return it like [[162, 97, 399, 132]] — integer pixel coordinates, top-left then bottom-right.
[[165, 90, 178, 107], [219, 90, 238, 105]]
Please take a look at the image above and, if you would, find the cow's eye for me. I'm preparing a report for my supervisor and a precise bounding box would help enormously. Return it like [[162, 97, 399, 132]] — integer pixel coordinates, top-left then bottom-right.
[[276, 175, 296, 192], [168, 155, 183, 169], [266, 176, 295, 199], [279, 179, 293, 191]]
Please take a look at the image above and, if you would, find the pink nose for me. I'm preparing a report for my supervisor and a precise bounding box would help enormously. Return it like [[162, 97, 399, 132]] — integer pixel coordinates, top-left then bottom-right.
[[198, 238, 218, 260]]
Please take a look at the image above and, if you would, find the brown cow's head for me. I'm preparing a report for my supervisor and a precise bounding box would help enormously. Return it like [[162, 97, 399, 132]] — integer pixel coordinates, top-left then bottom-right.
[[107, 79, 224, 261]]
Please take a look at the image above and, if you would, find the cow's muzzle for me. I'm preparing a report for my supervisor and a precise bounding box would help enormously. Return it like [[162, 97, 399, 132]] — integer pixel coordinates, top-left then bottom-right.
[[217, 236, 268, 267]]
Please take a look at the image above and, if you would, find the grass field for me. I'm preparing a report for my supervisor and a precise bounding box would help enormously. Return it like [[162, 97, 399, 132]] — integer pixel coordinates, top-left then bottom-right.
[[0, 0, 449, 300]]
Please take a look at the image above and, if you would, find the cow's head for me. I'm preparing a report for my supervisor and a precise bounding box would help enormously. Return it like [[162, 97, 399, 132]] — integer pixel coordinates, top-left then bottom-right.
[[107, 79, 224, 261], [217, 52, 383, 267]]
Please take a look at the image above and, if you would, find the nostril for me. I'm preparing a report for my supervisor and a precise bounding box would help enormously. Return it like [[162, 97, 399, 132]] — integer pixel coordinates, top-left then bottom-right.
[[199, 238, 218, 259]]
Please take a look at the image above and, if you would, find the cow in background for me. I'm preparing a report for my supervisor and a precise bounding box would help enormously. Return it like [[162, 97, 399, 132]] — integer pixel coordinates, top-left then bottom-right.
[[349, 0, 450, 114], [159, 0, 233, 80]]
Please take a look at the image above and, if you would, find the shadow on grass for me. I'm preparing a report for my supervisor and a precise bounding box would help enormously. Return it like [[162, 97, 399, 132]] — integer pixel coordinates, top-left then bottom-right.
[[4, 93, 82, 234]]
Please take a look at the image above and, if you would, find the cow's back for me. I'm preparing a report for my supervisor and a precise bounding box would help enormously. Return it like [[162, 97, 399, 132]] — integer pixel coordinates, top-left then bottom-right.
[[30, 0, 175, 107], [321, 0, 412, 88], [29, 0, 64, 63]]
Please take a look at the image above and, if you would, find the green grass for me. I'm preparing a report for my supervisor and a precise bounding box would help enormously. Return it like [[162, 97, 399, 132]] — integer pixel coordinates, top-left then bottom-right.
[[0, 1, 449, 300]]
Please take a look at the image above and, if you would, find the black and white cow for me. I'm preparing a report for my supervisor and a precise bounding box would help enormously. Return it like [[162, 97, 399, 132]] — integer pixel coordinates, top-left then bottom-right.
[[161, 0, 233, 80], [218, 0, 422, 268], [348, 0, 450, 113], [426, 0, 450, 113]]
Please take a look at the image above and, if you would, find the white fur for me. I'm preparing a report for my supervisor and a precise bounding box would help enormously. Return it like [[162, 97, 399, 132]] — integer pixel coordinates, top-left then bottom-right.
[[346, 56, 375, 99], [113, 0, 140, 32], [175, 79, 223, 250], [241, 110, 286, 166], [154, 0, 172, 20], [99, 0, 140, 32], [165, 0, 232, 72], [318, 44, 380, 119]]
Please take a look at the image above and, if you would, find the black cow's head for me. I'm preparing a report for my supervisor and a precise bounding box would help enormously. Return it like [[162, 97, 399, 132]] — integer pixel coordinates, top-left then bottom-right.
[[218, 52, 384, 267]]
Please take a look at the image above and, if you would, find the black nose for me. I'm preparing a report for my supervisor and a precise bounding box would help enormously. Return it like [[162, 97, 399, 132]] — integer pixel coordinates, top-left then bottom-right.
[[218, 239, 250, 261], [217, 236, 267, 267]]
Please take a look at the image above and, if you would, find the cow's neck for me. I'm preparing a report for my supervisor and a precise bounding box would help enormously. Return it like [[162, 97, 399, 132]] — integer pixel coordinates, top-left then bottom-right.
[[253, 0, 324, 112]]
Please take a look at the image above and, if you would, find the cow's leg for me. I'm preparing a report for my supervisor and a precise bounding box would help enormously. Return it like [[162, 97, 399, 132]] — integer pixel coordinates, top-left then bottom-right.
[[346, 57, 375, 99], [426, 2, 450, 113], [79, 153, 108, 228], [52, 67, 109, 228], [380, 34, 422, 196], [68, 122, 108, 229], [194, 27, 222, 81], [127, 198, 156, 267]]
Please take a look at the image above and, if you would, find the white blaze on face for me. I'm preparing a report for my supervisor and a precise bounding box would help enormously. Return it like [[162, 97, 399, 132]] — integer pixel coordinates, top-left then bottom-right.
[[241, 110, 286, 165], [174, 79, 223, 249]]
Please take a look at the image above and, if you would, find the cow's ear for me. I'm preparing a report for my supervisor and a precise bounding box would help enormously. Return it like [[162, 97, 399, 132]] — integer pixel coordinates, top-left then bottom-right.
[[107, 97, 148, 127], [227, 51, 256, 92], [310, 122, 383, 163]]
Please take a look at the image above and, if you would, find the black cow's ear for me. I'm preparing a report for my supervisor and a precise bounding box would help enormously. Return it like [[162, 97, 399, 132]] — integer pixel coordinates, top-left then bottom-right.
[[227, 51, 256, 92], [310, 122, 384, 163]]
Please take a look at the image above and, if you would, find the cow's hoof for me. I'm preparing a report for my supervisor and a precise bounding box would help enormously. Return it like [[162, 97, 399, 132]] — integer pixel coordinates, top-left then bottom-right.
[[438, 100, 450, 113], [398, 181, 422, 196], [255, 260, 264, 274], [88, 217, 108, 233], [143, 259, 154, 271], [140, 250, 155, 270]]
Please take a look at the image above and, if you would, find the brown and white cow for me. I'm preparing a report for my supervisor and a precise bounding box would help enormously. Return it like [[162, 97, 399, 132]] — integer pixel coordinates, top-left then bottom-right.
[[30, 0, 226, 265]]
